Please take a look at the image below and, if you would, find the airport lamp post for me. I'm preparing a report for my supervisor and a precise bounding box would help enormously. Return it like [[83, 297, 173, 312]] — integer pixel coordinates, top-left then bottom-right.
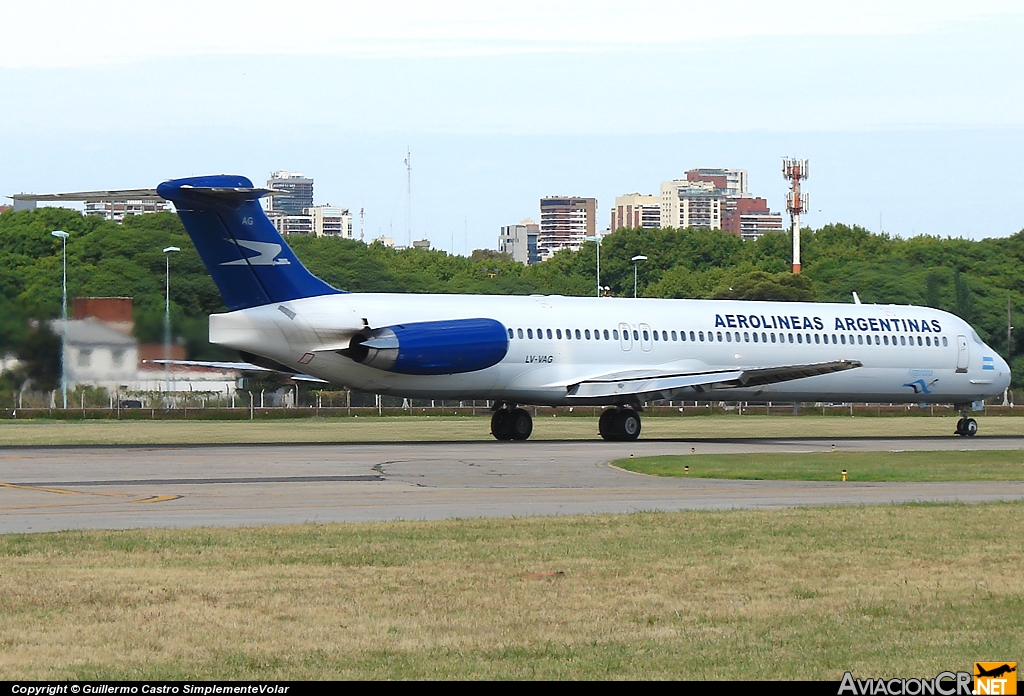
[[631, 255, 647, 299], [585, 234, 602, 297], [163, 246, 180, 396], [51, 230, 69, 409]]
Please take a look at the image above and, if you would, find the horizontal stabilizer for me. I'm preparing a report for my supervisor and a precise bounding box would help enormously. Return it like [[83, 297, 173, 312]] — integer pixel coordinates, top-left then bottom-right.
[[10, 189, 161, 202], [566, 359, 861, 401], [144, 359, 328, 383]]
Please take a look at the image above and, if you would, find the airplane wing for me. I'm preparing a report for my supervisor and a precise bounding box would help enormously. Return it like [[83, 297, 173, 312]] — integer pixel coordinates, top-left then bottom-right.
[[565, 359, 862, 400], [143, 359, 329, 384]]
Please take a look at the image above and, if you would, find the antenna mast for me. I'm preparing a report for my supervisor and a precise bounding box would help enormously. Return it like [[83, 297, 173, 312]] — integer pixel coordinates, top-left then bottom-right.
[[404, 147, 412, 247], [782, 158, 809, 274], [359, 207, 365, 242]]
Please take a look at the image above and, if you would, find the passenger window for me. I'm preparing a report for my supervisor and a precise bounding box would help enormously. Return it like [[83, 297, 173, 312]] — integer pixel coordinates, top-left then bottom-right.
[[557, 329, 562, 339], [690, 331, 696, 341], [726, 332, 732, 342], [594, 329, 600, 339], [797, 334, 802, 344], [814, 334, 820, 344], [633, 330, 639, 340], [832, 334, 837, 344], [788, 333, 794, 343], [671, 331, 677, 341], [527, 329, 533, 339], [771, 333, 776, 343], [613, 330, 619, 340], [575, 329, 582, 340], [942, 337, 948, 346], [653, 331, 659, 341], [517, 328, 524, 339], [742, 332, 748, 342], [858, 335, 863, 345], [753, 332, 759, 343], [841, 335, 846, 345], [926, 336, 931, 346], [507, 328, 514, 339], [604, 329, 610, 340], [716, 331, 723, 342], [699, 331, 705, 341], [642, 330, 648, 341], [585, 329, 591, 339]]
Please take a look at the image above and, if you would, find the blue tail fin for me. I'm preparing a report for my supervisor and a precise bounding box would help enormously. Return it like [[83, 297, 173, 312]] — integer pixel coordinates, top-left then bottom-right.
[[157, 175, 342, 311]]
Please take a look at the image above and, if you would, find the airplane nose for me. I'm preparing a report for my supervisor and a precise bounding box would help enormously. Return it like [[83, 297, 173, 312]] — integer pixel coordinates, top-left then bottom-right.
[[999, 355, 1012, 388]]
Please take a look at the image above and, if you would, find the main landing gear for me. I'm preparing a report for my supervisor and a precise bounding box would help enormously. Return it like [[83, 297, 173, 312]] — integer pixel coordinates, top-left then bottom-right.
[[955, 416, 978, 437], [491, 405, 533, 441], [599, 407, 642, 441]]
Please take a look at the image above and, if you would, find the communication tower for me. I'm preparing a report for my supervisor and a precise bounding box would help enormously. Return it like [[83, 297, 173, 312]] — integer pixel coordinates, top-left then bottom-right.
[[782, 158, 809, 274]]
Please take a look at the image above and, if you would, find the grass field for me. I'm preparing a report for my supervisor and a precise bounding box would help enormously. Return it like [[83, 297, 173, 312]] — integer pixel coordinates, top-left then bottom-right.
[[615, 450, 1024, 482], [3, 414, 1024, 446], [0, 502, 1020, 680]]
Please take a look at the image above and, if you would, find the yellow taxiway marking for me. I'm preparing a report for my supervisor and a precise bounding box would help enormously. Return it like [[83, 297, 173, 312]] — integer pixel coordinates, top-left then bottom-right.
[[0, 482, 182, 510], [0, 482, 132, 498]]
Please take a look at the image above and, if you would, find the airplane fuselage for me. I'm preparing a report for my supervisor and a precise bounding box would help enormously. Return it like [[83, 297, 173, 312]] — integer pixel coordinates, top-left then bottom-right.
[[210, 293, 1010, 406]]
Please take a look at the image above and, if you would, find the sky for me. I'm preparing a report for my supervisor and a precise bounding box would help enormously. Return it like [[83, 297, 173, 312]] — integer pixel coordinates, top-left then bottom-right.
[[2, 0, 1023, 252]]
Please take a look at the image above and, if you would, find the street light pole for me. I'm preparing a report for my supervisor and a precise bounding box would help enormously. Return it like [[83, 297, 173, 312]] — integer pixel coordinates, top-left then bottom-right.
[[163, 246, 180, 396], [631, 254, 647, 299], [51, 230, 69, 409], [586, 234, 602, 297]]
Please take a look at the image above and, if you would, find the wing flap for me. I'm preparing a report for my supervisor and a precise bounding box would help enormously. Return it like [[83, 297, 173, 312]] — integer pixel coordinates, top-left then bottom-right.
[[143, 359, 328, 383], [566, 359, 861, 401]]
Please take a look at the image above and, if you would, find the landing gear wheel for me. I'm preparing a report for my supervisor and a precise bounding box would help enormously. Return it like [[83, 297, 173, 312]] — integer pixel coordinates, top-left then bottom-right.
[[964, 418, 978, 437], [599, 408, 617, 440], [491, 409, 514, 441], [509, 408, 533, 441], [601, 408, 642, 441], [955, 417, 965, 436], [616, 409, 642, 441]]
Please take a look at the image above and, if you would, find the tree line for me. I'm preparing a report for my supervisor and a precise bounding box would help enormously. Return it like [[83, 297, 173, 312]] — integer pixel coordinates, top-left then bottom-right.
[[2, 207, 1023, 390]]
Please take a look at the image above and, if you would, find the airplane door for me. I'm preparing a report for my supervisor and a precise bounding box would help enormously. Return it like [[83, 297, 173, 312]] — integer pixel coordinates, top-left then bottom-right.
[[639, 323, 653, 352], [956, 335, 969, 373], [619, 322, 632, 351]]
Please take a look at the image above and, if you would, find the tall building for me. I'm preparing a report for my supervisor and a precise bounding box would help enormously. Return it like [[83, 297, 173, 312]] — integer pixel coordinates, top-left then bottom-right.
[[686, 168, 748, 196], [83, 198, 172, 222], [538, 197, 596, 261], [610, 194, 661, 232], [656, 168, 782, 240], [723, 197, 783, 241], [267, 171, 314, 214], [309, 205, 353, 238], [498, 219, 540, 265], [660, 179, 725, 230]]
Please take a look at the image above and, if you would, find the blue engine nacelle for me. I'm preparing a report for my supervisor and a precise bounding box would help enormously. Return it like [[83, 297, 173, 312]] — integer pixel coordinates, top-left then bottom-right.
[[343, 318, 509, 375]]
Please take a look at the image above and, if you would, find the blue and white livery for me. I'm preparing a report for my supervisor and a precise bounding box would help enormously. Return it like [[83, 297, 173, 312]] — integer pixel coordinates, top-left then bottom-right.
[[50, 175, 1021, 440]]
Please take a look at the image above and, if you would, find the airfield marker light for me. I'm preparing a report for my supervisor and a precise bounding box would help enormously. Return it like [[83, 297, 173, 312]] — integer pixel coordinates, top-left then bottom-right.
[[684, 465, 690, 474], [691, 447, 696, 454], [629, 453, 634, 459], [841, 469, 848, 482], [831, 444, 836, 452]]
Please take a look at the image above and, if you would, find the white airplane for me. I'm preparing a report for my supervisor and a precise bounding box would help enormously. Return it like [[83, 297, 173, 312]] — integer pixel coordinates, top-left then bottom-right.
[[17, 175, 1011, 440]]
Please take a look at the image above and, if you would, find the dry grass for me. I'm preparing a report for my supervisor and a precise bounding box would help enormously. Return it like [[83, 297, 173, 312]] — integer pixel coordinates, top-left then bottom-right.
[[2, 414, 1024, 447], [1, 502, 1021, 679]]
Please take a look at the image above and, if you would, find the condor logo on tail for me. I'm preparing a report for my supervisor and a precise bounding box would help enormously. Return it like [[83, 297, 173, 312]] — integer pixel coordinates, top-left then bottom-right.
[[220, 239, 291, 266]]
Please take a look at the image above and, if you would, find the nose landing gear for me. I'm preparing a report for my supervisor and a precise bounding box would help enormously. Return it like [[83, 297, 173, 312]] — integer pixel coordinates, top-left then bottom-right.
[[955, 417, 978, 437], [490, 405, 533, 441], [599, 407, 642, 441]]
